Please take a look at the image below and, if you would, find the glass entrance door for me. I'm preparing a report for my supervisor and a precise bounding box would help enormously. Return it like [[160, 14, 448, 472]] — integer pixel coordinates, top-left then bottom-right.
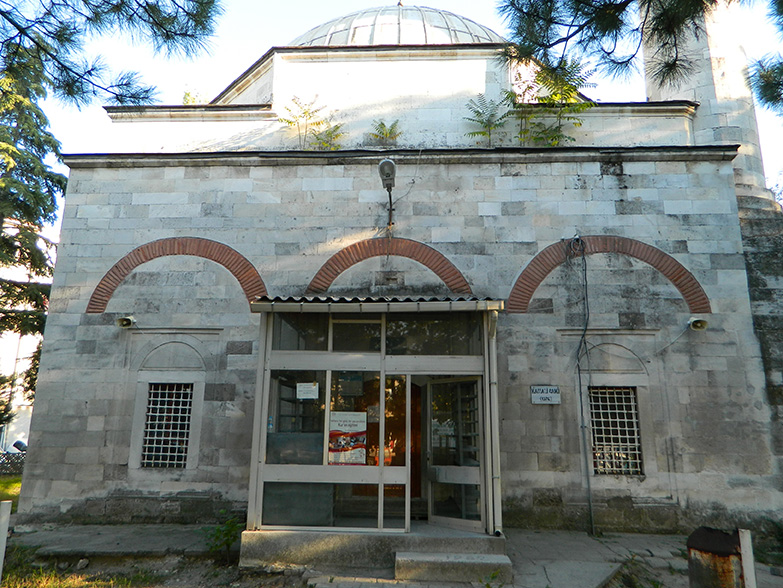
[[252, 310, 498, 534], [426, 376, 484, 532]]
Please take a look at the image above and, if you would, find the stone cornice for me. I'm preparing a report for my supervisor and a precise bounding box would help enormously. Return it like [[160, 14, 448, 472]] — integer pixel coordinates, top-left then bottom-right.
[[579, 101, 698, 118], [104, 104, 274, 122], [62, 144, 739, 168]]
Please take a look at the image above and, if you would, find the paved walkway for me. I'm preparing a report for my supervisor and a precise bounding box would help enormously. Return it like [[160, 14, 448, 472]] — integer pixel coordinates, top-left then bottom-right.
[[8, 523, 783, 588]]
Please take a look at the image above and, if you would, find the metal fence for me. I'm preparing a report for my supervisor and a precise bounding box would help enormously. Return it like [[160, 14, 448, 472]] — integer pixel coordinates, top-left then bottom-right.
[[0, 453, 25, 475]]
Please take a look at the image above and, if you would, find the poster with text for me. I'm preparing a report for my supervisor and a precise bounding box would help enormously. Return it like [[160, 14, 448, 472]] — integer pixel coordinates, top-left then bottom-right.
[[328, 411, 367, 465], [296, 382, 319, 400]]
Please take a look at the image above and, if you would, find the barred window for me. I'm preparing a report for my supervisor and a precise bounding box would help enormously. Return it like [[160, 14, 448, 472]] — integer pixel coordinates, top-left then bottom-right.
[[141, 383, 193, 468], [588, 386, 643, 476]]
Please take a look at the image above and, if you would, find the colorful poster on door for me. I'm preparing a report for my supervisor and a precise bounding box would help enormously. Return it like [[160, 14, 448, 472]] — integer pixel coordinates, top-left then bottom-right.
[[328, 411, 367, 465]]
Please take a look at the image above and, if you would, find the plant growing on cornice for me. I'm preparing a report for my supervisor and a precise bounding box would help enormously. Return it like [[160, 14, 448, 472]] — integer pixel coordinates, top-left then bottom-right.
[[278, 96, 327, 149], [311, 120, 346, 151], [182, 90, 204, 105], [464, 94, 510, 147], [369, 119, 402, 146], [505, 61, 594, 147]]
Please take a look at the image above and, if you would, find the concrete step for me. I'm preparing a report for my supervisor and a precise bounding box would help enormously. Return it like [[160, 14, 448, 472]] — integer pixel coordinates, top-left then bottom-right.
[[310, 581, 489, 588], [308, 574, 493, 588], [394, 552, 513, 583], [240, 528, 506, 569]]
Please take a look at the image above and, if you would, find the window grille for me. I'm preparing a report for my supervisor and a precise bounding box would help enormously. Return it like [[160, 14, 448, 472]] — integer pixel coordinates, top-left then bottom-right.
[[588, 386, 643, 475], [141, 383, 193, 468]]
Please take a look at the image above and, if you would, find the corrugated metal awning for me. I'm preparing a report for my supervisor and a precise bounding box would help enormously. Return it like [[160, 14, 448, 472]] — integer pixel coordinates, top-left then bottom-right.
[[250, 295, 504, 313]]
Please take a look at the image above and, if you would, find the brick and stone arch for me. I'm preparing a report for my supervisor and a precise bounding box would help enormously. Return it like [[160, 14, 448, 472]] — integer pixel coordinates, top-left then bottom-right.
[[507, 235, 712, 314], [86, 237, 267, 313], [307, 237, 472, 294]]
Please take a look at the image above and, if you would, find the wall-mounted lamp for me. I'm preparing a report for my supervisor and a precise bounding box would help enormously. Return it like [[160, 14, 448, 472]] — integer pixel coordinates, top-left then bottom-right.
[[688, 317, 709, 331], [116, 315, 137, 329], [378, 158, 396, 228]]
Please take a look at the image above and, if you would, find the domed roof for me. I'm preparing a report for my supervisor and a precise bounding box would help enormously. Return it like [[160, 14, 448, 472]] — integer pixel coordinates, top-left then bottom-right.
[[290, 5, 506, 47]]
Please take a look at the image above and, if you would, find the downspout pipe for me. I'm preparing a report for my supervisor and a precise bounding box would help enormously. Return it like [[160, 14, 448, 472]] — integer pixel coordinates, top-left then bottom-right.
[[488, 310, 503, 535]]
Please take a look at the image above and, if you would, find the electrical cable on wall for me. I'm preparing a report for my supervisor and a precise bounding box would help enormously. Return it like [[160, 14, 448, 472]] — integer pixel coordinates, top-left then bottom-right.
[[568, 235, 596, 536], [649, 325, 690, 356], [391, 148, 424, 208]]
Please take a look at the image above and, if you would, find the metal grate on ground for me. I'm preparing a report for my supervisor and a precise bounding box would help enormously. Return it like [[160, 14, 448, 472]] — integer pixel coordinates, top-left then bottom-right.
[[588, 386, 643, 475], [141, 383, 193, 468]]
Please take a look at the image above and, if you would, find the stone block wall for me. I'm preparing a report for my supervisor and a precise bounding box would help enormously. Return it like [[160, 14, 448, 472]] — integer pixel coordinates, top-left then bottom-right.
[[740, 194, 783, 527], [18, 147, 780, 529]]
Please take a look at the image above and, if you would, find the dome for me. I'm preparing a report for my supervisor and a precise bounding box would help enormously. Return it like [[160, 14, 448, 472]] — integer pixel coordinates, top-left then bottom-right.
[[289, 5, 506, 47]]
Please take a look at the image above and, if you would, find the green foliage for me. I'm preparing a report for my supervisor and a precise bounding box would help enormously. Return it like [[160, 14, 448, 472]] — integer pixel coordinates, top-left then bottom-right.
[[465, 67, 592, 147], [279, 96, 327, 149], [0, 474, 22, 512], [0, 1, 220, 399], [0, 52, 64, 269], [464, 94, 511, 147], [21, 341, 41, 399], [0, 0, 222, 106], [500, 0, 703, 87], [772, 181, 783, 207], [0, 47, 63, 399], [311, 121, 346, 151], [182, 90, 204, 105], [478, 569, 504, 588], [201, 510, 244, 564], [499, 0, 783, 110], [0, 374, 14, 427], [0, 281, 51, 336], [279, 96, 346, 150], [506, 61, 594, 147], [751, 57, 783, 113], [369, 119, 402, 146], [2, 544, 163, 587]]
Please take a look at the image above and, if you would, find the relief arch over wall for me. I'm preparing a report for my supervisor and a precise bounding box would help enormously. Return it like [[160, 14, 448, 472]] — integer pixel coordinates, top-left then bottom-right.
[[507, 235, 711, 314], [306, 237, 473, 294], [86, 237, 267, 313]]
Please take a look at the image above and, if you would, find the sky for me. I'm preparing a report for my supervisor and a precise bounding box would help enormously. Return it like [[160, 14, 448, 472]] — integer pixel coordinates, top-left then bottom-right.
[[40, 0, 783, 198]]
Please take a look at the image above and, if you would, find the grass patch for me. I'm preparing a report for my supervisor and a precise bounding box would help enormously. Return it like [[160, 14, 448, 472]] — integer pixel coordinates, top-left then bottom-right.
[[0, 475, 22, 513], [2, 545, 163, 587]]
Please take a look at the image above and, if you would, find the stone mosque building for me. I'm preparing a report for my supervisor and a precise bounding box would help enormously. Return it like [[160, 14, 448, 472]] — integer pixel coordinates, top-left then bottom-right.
[[17, 3, 783, 574]]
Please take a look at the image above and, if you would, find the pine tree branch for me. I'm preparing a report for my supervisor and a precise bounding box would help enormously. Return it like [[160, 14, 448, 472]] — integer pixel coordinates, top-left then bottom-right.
[[1, 9, 154, 104]]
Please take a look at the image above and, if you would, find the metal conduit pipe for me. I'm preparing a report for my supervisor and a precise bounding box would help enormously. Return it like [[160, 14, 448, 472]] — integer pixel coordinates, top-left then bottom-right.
[[488, 310, 503, 535]]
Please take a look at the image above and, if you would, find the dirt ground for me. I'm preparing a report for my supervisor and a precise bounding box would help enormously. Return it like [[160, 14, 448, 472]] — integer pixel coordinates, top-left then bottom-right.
[[33, 554, 693, 588], [604, 559, 689, 588], [25, 554, 311, 588]]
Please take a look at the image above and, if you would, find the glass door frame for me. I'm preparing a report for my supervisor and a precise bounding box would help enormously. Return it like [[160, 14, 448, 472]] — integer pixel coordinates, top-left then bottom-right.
[[247, 306, 503, 535], [425, 376, 485, 533]]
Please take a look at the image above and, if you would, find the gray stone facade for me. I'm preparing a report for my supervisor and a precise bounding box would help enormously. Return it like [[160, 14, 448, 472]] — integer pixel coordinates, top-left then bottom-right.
[[17, 5, 783, 537]]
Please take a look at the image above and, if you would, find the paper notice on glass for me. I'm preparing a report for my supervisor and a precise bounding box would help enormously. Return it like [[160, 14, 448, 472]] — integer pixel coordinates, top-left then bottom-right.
[[296, 382, 319, 400], [328, 411, 367, 465]]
